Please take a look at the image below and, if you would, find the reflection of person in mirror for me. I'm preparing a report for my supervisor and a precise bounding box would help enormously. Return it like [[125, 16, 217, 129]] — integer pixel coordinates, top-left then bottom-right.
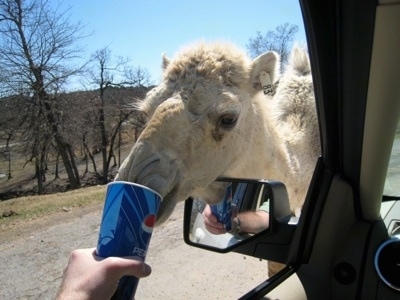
[[203, 202, 270, 235]]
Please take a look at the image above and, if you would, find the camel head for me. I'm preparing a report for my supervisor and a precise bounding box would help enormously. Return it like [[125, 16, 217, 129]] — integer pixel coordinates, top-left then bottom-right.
[[116, 42, 280, 224]]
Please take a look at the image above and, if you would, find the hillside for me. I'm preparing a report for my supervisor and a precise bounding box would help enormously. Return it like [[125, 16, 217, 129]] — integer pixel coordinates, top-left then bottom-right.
[[0, 137, 135, 201]]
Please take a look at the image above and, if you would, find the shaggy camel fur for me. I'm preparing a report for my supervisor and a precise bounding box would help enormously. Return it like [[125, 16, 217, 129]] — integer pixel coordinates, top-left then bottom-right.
[[270, 46, 320, 217], [116, 42, 319, 277], [116, 42, 319, 226]]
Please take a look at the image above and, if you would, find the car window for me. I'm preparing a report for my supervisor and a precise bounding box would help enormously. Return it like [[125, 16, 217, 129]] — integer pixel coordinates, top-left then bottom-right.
[[383, 120, 400, 197]]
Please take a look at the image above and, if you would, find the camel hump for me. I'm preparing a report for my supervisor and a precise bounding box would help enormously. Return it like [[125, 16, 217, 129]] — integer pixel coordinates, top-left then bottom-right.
[[286, 45, 311, 77]]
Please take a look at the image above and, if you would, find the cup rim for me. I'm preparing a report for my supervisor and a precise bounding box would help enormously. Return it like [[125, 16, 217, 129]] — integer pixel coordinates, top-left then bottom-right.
[[107, 181, 163, 200]]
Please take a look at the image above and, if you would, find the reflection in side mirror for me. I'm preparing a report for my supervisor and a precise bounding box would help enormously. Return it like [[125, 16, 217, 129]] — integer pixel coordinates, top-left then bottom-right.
[[185, 177, 293, 252], [184, 178, 299, 298], [190, 181, 270, 248]]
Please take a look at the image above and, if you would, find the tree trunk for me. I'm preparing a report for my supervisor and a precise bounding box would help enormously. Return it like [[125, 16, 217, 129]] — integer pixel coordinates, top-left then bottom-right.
[[84, 154, 89, 174], [67, 144, 81, 186], [54, 153, 60, 179], [39, 87, 81, 189], [99, 88, 109, 184], [82, 134, 98, 175], [35, 143, 47, 194], [35, 161, 44, 195]]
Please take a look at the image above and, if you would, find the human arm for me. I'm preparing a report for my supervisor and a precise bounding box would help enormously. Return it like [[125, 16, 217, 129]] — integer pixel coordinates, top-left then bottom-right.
[[203, 205, 270, 235], [234, 209, 270, 234], [56, 248, 151, 300]]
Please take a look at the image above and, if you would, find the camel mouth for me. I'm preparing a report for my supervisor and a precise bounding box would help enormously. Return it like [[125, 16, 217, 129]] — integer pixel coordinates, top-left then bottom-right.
[[155, 185, 181, 225]]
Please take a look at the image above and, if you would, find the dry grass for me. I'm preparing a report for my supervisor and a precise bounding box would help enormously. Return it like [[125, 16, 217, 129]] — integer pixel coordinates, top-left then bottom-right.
[[0, 129, 136, 243], [0, 151, 36, 190], [0, 185, 106, 229]]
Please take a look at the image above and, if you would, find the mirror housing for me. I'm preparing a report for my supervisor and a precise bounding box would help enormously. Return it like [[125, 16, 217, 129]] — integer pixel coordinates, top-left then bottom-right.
[[184, 178, 297, 263]]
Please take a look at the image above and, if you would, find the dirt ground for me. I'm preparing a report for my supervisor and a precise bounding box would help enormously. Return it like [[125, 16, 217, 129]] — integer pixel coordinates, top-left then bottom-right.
[[0, 144, 306, 299], [0, 199, 305, 299]]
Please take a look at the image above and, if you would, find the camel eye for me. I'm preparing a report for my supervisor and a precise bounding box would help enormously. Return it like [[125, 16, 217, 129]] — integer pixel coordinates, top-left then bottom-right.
[[218, 114, 238, 129]]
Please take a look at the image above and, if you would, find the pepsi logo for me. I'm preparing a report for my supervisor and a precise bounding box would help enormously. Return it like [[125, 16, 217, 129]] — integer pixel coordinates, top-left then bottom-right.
[[142, 214, 157, 233]]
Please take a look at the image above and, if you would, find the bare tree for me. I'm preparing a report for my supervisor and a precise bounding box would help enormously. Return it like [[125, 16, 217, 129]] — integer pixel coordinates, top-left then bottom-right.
[[84, 47, 150, 183], [0, 0, 87, 192], [246, 23, 299, 65]]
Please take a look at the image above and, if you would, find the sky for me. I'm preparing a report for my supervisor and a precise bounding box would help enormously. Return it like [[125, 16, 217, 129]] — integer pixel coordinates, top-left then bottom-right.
[[55, 0, 306, 86]]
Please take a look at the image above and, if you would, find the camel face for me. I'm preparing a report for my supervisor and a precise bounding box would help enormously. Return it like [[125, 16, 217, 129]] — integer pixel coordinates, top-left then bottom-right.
[[116, 42, 280, 224]]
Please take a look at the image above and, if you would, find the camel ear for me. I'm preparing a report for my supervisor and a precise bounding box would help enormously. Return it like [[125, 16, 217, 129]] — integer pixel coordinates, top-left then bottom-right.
[[249, 51, 280, 96], [286, 45, 311, 76], [162, 53, 171, 70]]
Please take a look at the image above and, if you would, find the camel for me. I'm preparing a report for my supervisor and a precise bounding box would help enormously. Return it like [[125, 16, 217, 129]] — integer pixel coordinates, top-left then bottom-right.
[[116, 41, 319, 226], [270, 45, 320, 217]]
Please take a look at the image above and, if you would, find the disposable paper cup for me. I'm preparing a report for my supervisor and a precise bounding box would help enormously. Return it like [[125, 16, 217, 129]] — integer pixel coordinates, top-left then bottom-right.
[[210, 183, 233, 231], [96, 181, 162, 299]]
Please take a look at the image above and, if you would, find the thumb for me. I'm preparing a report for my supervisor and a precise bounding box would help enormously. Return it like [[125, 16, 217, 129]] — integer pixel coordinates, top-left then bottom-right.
[[105, 256, 152, 278]]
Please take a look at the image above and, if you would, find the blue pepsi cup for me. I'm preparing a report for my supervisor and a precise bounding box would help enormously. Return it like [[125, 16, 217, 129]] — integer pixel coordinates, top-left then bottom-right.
[[210, 183, 233, 231], [96, 181, 163, 300]]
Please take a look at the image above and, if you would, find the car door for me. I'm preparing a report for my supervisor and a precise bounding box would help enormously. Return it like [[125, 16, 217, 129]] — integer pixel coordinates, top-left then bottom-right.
[[184, 0, 400, 299]]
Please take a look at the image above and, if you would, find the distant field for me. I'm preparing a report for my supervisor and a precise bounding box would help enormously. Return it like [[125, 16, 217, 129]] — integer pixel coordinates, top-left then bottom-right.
[[0, 185, 106, 229], [0, 145, 36, 190]]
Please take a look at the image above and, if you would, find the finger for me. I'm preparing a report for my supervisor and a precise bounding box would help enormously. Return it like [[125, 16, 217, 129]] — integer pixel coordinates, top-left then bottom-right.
[[203, 218, 226, 234], [206, 225, 227, 235], [203, 209, 220, 224], [207, 217, 224, 229], [121, 256, 152, 277], [208, 213, 219, 223], [104, 256, 152, 278]]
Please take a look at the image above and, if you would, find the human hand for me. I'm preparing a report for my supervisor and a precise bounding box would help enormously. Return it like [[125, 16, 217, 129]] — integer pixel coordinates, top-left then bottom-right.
[[202, 204, 226, 235], [56, 248, 151, 300]]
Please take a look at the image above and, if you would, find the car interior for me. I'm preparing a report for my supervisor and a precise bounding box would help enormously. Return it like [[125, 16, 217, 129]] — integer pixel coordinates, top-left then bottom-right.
[[183, 0, 400, 299]]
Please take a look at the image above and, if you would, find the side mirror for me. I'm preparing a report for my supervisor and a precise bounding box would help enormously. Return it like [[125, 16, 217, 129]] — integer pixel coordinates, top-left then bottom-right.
[[184, 177, 298, 263]]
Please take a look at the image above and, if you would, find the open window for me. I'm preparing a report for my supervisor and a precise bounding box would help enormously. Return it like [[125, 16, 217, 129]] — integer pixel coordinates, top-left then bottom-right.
[[183, 0, 400, 299]]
